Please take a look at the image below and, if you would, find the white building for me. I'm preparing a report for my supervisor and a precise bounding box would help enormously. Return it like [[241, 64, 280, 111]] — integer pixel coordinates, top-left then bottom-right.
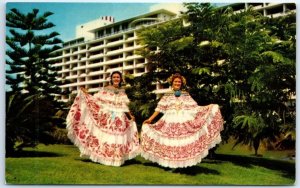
[[222, 2, 296, 17], [50, 9, 177, 102], [50, 3, 295, 102]]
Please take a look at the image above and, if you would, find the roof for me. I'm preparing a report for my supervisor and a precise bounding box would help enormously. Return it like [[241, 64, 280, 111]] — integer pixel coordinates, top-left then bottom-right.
[[89, 9, 177, 33]]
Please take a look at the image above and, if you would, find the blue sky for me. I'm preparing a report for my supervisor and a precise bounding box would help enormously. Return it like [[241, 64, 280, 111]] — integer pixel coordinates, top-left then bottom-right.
[[6, 2, 161, 42], [5, 1, 232, 42], [4, 1, 189, 91]]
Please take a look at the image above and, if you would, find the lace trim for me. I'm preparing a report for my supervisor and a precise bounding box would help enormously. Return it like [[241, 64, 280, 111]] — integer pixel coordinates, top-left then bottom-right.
[[140, 135, 222, 168], [140, 104, 223, 168], [66, 90, 140, 166]]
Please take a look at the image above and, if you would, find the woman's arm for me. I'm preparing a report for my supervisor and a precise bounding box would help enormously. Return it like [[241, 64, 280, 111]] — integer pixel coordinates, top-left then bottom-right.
[[125, 111, 135, 121], [143, 111, 160, 124]]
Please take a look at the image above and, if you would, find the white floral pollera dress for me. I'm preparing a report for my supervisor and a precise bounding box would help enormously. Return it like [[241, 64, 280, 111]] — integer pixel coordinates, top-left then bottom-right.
[[141, 90, 223, 168]]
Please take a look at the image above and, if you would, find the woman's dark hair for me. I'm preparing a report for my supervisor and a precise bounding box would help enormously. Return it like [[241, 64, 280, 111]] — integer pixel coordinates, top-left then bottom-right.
[[110, 71, 123, 87]]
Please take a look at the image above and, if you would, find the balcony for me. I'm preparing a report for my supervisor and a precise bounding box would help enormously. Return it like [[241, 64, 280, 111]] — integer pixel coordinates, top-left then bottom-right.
[[106, 67, 122, 73], [105, 39, 124, 47], [66, 75, 78, 79], [61, 82, 81, 88], [65, 59, 78, 64], [123, 46, 135, 52], [89, 70, 104, 76], [123, 65, 134, 70], [53, 62, 64, 67], [72, 49, 87, 55], [89, 45, 105, 52], [58, 69, 70, 74], [251, 5, 264, 10], [95, 27, 135, 40], [79, 73, 87, 77], [73, 65, 86, 71], [48, 56, 63, 61], [89, 53, 104, 61], [125, 37, 135, 42], [85, 79, 105, 85], [106, 49, 124, 56], [135, 63, 144, 68], [105, 57, 124, 65], [125, 54, 141, 61]]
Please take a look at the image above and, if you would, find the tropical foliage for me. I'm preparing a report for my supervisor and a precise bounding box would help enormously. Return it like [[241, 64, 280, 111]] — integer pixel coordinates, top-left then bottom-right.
[[128, 3, 295, 154]]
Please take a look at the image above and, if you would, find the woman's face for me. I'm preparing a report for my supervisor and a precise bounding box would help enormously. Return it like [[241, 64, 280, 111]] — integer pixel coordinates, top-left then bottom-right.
[[112, 73, 121, 87], [172, 78, 182, 91]]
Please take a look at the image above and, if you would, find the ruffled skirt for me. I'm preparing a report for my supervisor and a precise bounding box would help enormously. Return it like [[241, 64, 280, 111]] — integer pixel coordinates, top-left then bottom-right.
[[66, 90, 140, 166], [141, 104, 223, 168]]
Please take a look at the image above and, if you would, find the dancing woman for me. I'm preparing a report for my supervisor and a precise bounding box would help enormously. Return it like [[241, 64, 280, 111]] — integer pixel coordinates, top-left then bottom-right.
[[66, 71, 140, 166], [141, 73, 223, 168]]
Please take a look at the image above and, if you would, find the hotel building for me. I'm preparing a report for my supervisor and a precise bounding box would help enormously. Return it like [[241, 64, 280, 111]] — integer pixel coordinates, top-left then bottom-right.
[[51, 3, 295, 102], [223, 2, 296, 17], [50, 9, 177, 101]]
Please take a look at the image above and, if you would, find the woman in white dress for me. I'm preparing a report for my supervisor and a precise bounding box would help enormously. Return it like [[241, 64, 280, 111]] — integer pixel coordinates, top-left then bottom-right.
[[66, 71, 140, 166], [141, 73, 223, 168]]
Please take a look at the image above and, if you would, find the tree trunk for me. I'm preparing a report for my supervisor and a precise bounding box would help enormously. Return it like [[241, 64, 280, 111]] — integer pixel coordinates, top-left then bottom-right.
[[253, 137, 260, 156]]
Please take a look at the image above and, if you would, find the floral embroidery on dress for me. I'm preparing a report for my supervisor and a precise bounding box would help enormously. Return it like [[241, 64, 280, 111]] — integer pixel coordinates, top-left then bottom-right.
[[66, 88, 140, 166], [141, 91, 223, 168]]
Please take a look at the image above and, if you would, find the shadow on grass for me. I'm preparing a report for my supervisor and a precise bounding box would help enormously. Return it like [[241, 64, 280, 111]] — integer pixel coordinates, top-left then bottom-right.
[[78, 158, 142, 167], [79, 158, 94, 163], [123, 159, 143, 166], [7, 150, 64, 158], [142, 162, 220, 176], [214, 154, 295, 179], [173, 166, 220, 175]]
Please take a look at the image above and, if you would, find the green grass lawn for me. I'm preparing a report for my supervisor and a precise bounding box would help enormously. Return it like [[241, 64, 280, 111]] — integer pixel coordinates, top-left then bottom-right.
[[5, 144, 295, 185]]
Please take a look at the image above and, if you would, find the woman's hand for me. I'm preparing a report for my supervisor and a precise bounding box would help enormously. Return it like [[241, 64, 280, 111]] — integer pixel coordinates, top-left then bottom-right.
[[143, 111, 159, 125], [143, 119, 152, 125], [80, 87, 88, 93], [130, 115, 135, 121]]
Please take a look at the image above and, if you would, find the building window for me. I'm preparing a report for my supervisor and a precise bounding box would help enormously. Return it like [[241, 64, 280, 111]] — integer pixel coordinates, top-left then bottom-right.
[[266, 6, 283, 15], [122, 24, 128, 30], [286, 3, 296, 11]]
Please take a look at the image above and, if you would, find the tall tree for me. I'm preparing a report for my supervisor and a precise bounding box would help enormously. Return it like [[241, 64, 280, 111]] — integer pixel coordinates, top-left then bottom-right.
[[133, 3, 231, 133], [6, 8, 63, 98], [219, 7, 295, 155], [5, 8, 66, 154], [130, 18, 196, 125], [131, 3, 296, 155]]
